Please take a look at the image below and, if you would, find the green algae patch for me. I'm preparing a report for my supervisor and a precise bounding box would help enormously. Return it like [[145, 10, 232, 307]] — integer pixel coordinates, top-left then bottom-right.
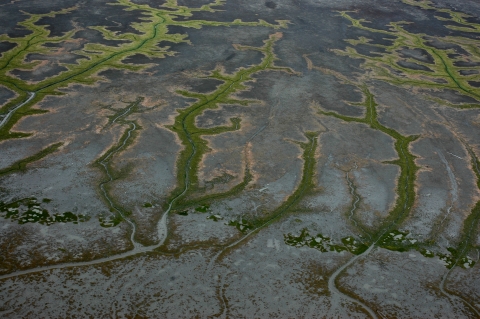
[[341, 236, 368, 255], [284, 228, 333, 252], [0, 197, 89, 225], [420, 248, 435, 258], [371, 226, 475, 269]]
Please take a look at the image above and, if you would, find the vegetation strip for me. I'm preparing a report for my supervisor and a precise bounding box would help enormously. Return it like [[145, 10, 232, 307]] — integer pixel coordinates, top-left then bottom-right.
[[306, 86, 417, 317], [213, 131, 319, 260], [345, 163, 373, 241], [95, 98, 141, 231], [0, 33, 299, 279], [0, 142, 62, 177], [306, 11, 480, 309], [335, 0, 480, 108], [0, 0, 287, 141], [437, 144, 480, 316], [207, 132, 321, 317], [303, 52, 421, 316], [454, 145, 480, 267], [166, 32, 297, 210]]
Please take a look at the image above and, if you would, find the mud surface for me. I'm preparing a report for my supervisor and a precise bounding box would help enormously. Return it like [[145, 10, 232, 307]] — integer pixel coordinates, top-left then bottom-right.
[[1, 0, 480, 317]]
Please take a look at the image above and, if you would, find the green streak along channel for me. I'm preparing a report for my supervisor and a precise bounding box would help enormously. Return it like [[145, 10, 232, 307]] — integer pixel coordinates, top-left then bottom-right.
[[0, 0, 287, 140], [320, 86, 418, 240], [166, 33, 287, 208]]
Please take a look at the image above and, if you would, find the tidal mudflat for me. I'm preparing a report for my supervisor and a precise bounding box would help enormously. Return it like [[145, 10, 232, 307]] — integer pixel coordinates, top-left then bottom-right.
[[1, 0, 480, 317]]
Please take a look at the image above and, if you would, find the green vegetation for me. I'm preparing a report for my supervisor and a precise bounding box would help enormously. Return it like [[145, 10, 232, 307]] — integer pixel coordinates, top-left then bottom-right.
[[193, 129, 319, 266], [284, 228, 368, 254], [332, 0, 480, 269], [311, 80, 471, 268], [319, 86, 419, 238], [303, 58, 429, 262], [178, 166, 253, 210], [443, 144, 480, 269], [345, 164, 373, 238], [403, 0, 480, 34], [0, 0, 290, 230], [94, 98, 141, 227], [306, 46, 479, 269], [204, 172, 236, 190], [227, 218, 253, 233], [335, 1, 480, 108], [207, 214, 223, 222], [220, 131, 319, 252], [0, 197, 89, 225], [0, 0, 288, 141], [0, 142, 62, 177], [246, 132, 319, 229], [195, 204, 210, 213], [165, 32, 297, 211]]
